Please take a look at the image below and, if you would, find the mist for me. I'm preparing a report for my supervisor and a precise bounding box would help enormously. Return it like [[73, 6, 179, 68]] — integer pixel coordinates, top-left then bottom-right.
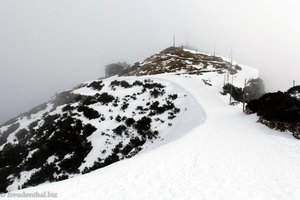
[[0, 0, 299, 124]]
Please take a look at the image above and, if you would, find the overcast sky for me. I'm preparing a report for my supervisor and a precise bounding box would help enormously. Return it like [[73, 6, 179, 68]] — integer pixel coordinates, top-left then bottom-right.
[[0, 0, 299, 124]]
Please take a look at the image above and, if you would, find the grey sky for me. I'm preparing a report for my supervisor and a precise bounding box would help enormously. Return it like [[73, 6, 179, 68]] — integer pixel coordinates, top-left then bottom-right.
[[0, 0, 299, 124]]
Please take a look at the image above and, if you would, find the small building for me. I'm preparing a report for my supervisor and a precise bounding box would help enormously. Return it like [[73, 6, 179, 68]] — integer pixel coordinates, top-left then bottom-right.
[[105, 63, 126, 78]]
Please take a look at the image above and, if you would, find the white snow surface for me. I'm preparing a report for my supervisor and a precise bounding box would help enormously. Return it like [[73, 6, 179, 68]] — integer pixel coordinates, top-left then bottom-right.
[[4, 69, 300, 199]]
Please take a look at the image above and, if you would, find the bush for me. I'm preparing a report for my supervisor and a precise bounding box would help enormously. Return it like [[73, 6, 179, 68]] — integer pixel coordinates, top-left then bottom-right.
[[247, 91, 300, 122], [82, 96, 97, 106], [88, 81, 104, 91], [23, 163, 58, 188], [129, 137, 146, 147], [125, 118, 135, 126], [15, 129, 28, 142], [150, 89, 164, 98], [115, 115, 122, 122], [133, 80, 143, 86], [0, 143, 29, 168], [77, 106, 100, 119], [121, 102, 129, 110], [120, 80, 131, 88], [149, 101, 165, 114], [0, 167, 11, 193], [135, 117, 152, 134], [223, 83, 243, 102], [113, 125, 127, 136], [168, 94, 178, 100], [97, 93, 115, 104], [247, 90, 300, 139], [62, 104, 75, 112], [82, 124, 97, 137], [102, 154, 119, 166]]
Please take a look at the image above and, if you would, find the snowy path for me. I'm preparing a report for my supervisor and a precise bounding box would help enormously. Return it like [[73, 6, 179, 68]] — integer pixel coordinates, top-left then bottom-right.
[[4, 75, 300, 200]]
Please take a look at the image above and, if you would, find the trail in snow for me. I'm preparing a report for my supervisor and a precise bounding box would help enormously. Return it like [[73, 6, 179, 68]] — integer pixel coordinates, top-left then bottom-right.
[[3, 74, 300, 200]]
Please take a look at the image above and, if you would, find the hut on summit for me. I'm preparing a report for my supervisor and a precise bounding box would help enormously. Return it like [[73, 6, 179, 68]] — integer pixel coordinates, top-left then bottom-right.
[[105, 62, 130, 77], [105, 63, 124, 78]]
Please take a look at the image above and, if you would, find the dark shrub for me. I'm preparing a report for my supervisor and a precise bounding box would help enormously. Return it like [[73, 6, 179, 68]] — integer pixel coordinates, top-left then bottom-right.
[[103, 154, 119, 166], [150, 89, 164, 98], [223, 83, 243, 102], [129, 137, 146, 147], [121, 144, 134, 155], [77, 106, 100, 119], [133, 80, 143, 86], [82, 124, 97, 137], [0, 167, 11, 193], [121, 102, 129, 110], [247, 91, 300, 122], [82, 96, 97, 106], [125, 118, 135, 126], [23, 163, 58, 188], [143, 82, 165, 89], [97, 93, 115, 104], [247, 90, 300, 139], [15, 129, 28, 142], [120, 80, 131, 88], [168, 94, 178, 100], [112, 142, 123, 154], [28, 120, 39, 131], [59, 155, 81, 174], [52, 92, 83, 108], [135, 117, 152, 134], [115, 115, 122, 122], [88, 81, 104, 91], [43, 114, 61, 128], [113, 125, 127, 136], [110, 80, 120, 87], [62, 104, 75, 112], [149, 101, 166, 114], [0, 143, 29, 168]]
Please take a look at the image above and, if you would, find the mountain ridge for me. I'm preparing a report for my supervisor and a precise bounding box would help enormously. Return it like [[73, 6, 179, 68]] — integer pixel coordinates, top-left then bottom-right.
[[0, 46, 268, 196]]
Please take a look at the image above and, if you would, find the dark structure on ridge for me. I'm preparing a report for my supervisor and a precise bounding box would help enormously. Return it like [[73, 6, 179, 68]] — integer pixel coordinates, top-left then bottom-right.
[[105, 62, 130, 77]]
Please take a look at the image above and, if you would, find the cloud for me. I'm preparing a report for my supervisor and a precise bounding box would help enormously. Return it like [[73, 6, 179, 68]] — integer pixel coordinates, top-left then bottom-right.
[[0, 0, 299, 123]]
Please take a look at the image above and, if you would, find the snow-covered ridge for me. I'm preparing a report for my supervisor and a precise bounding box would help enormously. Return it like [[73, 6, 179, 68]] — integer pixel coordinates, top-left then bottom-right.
[[5, 46, 297, 200], [5, 72, 300, 200], [0, 77, 203, 193]]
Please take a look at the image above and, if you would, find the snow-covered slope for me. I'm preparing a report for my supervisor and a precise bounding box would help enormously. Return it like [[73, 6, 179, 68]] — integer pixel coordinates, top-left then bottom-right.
[[2, 48, 300, 199], [0, 77, 201, 193]]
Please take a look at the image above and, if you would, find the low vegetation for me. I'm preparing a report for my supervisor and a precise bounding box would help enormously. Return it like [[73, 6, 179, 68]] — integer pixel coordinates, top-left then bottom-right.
[[246, 86, 300, 139]]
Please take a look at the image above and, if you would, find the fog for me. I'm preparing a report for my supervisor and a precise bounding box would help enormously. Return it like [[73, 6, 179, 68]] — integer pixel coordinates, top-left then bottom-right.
[[0, 0, 299, 124]]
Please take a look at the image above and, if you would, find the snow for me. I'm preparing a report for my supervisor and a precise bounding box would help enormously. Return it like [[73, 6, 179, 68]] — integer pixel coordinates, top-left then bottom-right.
[[47, 155, 57, 164], [3, 67, 300, 200], [73, 77, 202, 171], [6, 169, 39, 192], [291, 93, 300, 100], [0, 103, 54, 151]]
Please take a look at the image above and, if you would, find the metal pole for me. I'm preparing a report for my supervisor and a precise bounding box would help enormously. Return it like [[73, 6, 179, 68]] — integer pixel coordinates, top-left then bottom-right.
[[214, 44, 216, 57], [230, 74, 233, 104], [173, 34, 176, 47], [243, 79, 247, 112]]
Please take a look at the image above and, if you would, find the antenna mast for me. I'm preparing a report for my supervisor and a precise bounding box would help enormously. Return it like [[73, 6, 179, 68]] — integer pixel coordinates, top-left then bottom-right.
[[230, 45, 233, 64], [213, 44, 216, 57], [173, 34, 176, 47]]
